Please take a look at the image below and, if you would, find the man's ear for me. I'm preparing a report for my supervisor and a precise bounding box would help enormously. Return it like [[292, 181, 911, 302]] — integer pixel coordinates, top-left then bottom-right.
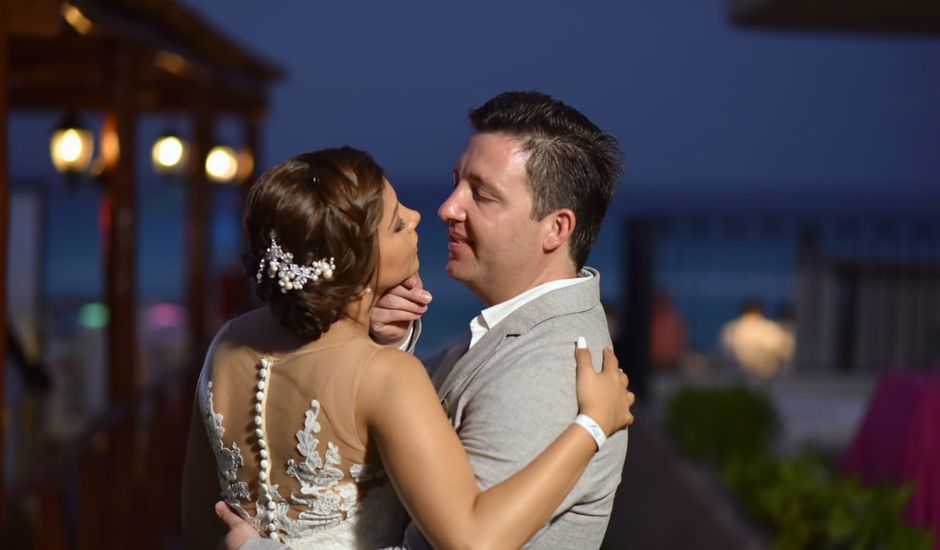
[[542, 208, 576, 252]]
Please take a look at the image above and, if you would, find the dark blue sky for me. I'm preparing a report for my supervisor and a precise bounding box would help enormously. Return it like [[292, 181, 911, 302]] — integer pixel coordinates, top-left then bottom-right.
[[187, 0, 940, 206], [8, 1, 940, 307], [184, 1, 940, 352]]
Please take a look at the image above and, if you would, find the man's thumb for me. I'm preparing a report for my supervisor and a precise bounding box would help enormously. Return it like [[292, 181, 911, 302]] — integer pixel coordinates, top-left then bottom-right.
[[215, 501, 240, 528]]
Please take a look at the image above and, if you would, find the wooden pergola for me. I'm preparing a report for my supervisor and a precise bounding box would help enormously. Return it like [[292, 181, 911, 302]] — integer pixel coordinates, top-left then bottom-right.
[[1, 0, 282, 546]]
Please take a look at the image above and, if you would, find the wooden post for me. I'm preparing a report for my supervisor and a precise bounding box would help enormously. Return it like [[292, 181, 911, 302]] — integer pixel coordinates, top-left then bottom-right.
[[616, 217, 654, 403], [236, 116, 260, 305], [0, 0, 10, 530], [242, 116, 260, 186], [105, 48, 138, 550], [214, 117, 260, 321], [186, 93, 212, 358], [78, 440, 106, 550]]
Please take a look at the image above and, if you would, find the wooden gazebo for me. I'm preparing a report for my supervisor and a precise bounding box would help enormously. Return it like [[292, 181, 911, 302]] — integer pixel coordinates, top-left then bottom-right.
[[1, 0, 282, 546]]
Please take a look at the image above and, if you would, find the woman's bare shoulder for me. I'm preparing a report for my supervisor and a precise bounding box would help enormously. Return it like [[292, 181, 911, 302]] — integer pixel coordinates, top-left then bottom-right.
[[356, 347, 438, 433], [361, 346, 429, 392]]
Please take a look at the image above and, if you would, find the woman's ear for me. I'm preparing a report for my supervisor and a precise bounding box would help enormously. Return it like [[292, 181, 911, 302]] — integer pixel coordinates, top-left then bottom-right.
[[542, 208, 576, 252]]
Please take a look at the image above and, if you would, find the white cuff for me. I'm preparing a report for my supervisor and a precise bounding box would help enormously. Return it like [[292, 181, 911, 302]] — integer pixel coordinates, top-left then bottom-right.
[[397, 323, 415, 351], [573, 414, 606, 451]]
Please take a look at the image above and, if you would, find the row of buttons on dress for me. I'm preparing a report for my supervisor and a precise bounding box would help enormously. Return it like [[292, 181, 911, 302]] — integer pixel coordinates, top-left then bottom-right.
[[255, 357, 280, 540]]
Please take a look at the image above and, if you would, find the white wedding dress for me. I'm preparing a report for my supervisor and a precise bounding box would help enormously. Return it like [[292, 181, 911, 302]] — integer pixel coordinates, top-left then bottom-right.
[[196, 314, 409, 549]]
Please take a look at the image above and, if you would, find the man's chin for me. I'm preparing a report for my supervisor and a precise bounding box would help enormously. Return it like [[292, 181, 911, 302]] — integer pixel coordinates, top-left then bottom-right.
[[445, 261, 471, 283]]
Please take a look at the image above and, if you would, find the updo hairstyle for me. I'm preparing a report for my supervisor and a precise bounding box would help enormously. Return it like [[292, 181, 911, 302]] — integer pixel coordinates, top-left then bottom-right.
[[243, 147, 386, 340]]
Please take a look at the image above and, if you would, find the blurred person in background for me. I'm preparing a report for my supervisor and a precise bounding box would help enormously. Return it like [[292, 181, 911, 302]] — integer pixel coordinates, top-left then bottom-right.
[[650, 290, 687, 370], [720, 298, 794, 378]]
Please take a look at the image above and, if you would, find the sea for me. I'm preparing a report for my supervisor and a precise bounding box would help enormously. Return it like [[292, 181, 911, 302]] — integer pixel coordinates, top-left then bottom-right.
[[13, 177, 940, 360]]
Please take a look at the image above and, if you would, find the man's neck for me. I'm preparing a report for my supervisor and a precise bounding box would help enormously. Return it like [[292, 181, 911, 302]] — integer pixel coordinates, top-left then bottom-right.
[[478, 264, 580, 307]]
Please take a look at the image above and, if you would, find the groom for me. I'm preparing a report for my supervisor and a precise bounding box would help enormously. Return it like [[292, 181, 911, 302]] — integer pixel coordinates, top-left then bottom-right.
[[227, 90, 627, 549]]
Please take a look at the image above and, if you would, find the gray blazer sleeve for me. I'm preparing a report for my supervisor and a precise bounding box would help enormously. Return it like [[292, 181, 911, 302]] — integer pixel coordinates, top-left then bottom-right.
[[240, 540, 291, 550]]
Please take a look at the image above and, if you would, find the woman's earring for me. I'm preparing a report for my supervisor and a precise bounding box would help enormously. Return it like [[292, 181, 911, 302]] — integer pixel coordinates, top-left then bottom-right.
[[364, 286, 372, 294]]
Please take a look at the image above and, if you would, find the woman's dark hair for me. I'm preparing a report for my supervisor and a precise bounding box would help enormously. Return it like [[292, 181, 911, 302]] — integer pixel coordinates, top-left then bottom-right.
[[243, 147, 386, 340]]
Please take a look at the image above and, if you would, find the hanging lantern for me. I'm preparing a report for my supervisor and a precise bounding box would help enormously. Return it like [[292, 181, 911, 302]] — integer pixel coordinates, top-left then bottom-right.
[[152, 131, 188, 175], [50, 113, 94, 175], [205, 145, 239, 183]]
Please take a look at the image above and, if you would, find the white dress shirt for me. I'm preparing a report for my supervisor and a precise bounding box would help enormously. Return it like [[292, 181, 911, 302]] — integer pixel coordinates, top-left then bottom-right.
[[468, 271, 592, 349]]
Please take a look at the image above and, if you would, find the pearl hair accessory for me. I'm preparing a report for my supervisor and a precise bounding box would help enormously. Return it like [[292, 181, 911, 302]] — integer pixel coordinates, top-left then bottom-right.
[[256, 230, 336, 293]]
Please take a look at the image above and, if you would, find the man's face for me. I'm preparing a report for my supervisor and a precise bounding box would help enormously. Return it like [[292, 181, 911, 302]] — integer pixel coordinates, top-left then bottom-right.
[[439, 132, 545, 305]]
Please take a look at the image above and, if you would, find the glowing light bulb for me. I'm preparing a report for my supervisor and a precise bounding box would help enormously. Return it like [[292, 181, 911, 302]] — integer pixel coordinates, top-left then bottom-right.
[[152, 135, 186, 173], [206, 146, 239, 182], [61, 130, 84, 161], [50, 125, 94, 174]]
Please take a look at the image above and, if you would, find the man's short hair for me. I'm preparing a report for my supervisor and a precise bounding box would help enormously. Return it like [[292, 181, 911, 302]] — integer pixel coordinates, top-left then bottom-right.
[[468, 91, 623, 269]]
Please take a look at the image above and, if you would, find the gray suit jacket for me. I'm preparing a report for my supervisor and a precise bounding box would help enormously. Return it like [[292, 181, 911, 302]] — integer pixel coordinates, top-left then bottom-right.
[[404, 268, 628, 549], [242, 268, 627, 550]]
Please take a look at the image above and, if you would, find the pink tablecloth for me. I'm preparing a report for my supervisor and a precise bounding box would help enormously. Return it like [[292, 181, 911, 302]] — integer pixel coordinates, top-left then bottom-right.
[[843, 370, 940, 548]]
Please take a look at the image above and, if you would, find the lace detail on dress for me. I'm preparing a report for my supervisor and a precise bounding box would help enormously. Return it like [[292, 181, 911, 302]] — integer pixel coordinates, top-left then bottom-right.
[[287, 400, 357, 524], [204, 381, 251, 502], [201, 355, 402, 547]]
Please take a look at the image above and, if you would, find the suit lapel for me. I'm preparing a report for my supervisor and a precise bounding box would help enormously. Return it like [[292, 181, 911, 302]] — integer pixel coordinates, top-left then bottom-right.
[[434, 268, 604, 415], [430, 332, 470, 391], [437, 325, 513, 414]]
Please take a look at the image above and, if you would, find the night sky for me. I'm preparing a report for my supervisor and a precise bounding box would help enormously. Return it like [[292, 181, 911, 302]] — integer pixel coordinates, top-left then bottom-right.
[[7, 0, 940, 323], [186, 0, 940, 204]]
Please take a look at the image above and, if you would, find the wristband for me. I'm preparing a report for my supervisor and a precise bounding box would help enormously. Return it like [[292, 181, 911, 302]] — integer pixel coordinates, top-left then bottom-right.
[[573, 414, 606, 451]]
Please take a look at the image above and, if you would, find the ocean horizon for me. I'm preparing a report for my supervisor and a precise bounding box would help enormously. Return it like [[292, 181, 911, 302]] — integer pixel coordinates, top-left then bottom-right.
[[17, 176, 940, 357]]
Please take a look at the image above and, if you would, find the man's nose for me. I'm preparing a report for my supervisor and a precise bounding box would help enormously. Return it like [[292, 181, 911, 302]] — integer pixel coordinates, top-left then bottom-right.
[[439, 189, 465, 222]]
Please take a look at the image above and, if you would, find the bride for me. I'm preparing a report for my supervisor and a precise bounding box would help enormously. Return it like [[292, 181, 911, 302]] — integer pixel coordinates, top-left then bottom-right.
[[181, 147, 633, 549]]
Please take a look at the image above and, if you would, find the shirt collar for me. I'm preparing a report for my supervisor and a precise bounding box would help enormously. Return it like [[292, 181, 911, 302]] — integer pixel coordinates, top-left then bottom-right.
[[468, 270, 593, 349]]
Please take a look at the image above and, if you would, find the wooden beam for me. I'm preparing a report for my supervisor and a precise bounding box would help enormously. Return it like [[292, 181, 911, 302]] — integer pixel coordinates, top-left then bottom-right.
[[72, 0, 283, 79], [0, 0, 10, 530], [9, 34, 108, 64], [729, 0, 940, 34], [617, 218, 654, 403], [70, 0, 280, 89], [9, 57, 270, 115], [105, 48, 138, 550], [242, 117, 260, 184], [227, 117, 261, 317], [186, 88, 212, 356], [9, 33, 271, 116], [7, 0, 58, 36], [9, 85, 269, 116], [134, 76, 269, 115]]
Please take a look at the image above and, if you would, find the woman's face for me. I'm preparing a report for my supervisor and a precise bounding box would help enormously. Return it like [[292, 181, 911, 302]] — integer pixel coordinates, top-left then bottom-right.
[[376, 179, 421, 292]]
